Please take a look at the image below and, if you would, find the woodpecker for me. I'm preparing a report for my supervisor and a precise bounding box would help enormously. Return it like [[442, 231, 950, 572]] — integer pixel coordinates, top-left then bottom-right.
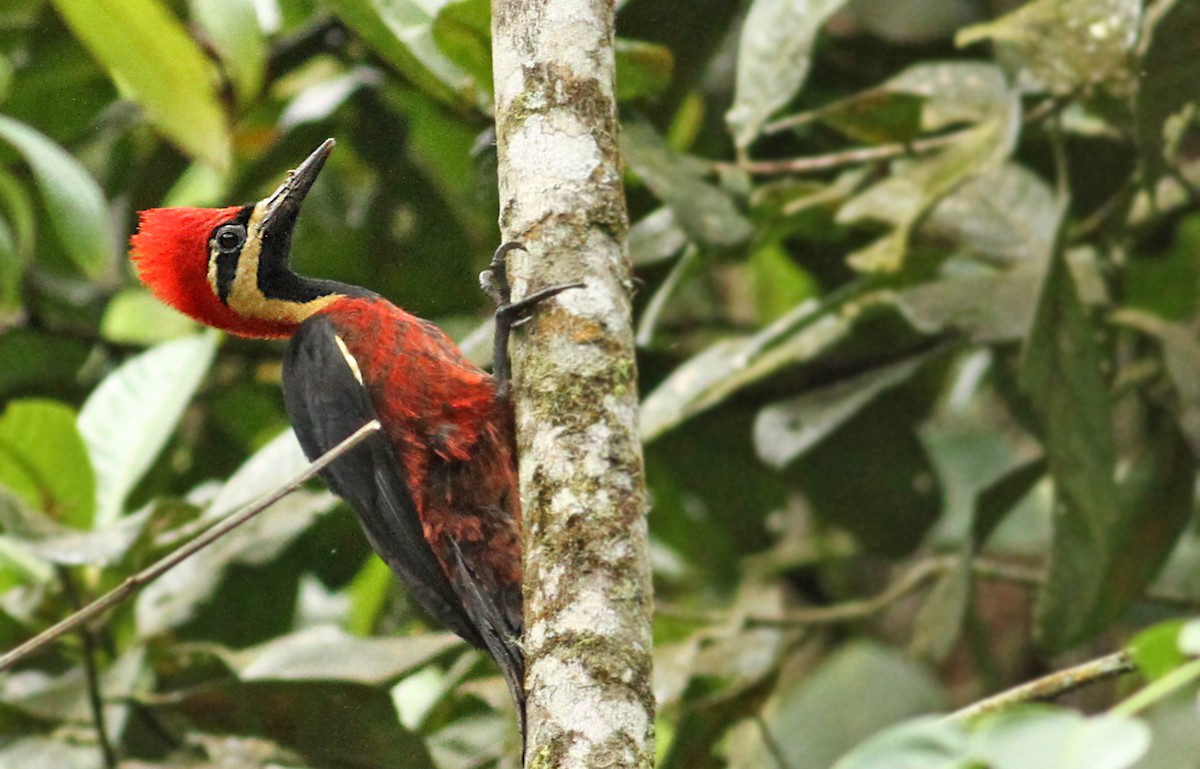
[[130, 139, 570, 736]]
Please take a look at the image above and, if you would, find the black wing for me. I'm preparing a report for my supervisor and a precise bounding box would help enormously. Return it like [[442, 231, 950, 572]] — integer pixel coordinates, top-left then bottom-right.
[[283, 315, 482, 646]]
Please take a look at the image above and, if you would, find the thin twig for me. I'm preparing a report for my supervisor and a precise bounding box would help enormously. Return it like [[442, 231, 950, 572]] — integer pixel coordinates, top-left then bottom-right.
[[657, 556, 1200, 628], [0, 420, 381, 673], [755, 715, 794, 769], [1049, 109, 1069, 203], [743, 90, 1074, 179], [749, 558, 947, 627], [657, 558, 950, 627], [733, 132, 967, 177], [761, 106, 823, 135], [969, 557, 1200, 610], [59, 568, 117, 769], [947, 651, 1137, 723]]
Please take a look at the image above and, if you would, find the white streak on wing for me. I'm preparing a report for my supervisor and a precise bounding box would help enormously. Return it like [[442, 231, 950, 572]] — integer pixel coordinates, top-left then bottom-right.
[[334, 334, 364, 385]]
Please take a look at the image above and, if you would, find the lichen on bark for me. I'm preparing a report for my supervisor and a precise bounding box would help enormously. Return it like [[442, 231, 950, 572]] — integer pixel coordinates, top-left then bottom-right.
[[491, 0, 654, 767]]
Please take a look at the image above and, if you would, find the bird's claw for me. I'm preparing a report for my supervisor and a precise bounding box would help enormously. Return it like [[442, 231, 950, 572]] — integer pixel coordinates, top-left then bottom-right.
[[486, 241, 584, 400], [482, 241, 523, 309]]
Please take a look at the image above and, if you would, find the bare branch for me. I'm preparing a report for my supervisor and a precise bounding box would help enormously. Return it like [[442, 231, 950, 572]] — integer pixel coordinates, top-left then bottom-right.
[[658, 558, 947, 627], [732, 132, 967, 176], [0, 420, 380, 673], [659, 555, 1200, 628], [59, 567, 117, 769], [948, 651, 1137, 722]]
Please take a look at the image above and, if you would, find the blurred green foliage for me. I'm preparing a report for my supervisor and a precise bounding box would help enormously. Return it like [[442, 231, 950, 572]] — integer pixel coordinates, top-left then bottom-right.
[[1, 0, 1200, 767]]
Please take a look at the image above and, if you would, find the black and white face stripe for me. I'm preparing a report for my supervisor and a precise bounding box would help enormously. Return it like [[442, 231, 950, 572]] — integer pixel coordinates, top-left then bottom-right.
[[207, 207, 254, 305], [203, 201, 352, 326]]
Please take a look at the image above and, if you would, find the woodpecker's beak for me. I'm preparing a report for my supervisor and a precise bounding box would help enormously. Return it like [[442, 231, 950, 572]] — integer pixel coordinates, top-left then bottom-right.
[[259, 138, 335, 234]]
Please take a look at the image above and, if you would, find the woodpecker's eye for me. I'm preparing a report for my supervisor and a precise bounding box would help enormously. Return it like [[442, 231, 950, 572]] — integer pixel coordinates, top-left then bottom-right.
[[214, 224, 246, 254]]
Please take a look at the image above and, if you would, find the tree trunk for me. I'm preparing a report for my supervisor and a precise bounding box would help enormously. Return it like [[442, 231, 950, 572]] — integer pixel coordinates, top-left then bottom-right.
[[491, 2, 654, 768]]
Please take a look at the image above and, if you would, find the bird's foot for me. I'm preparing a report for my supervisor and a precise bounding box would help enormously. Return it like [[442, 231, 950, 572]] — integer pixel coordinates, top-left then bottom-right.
[[482, 241, 584, 400]]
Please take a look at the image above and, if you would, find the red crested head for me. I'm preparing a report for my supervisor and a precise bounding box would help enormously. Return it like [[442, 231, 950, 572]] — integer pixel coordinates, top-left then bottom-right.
[[130, 206, 299, 338], [130, 140, 345, 339]]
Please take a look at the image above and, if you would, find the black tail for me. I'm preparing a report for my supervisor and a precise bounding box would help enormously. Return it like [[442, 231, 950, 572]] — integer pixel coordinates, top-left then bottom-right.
[[448, 541, 527, 759]]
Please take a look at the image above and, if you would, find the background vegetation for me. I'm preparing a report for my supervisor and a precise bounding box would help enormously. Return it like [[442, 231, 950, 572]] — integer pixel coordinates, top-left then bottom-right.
[[0, 0, 1198, 767]]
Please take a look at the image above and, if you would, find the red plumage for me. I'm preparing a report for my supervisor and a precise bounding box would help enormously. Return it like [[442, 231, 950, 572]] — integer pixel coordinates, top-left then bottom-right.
[[322, 295, 523, 621]]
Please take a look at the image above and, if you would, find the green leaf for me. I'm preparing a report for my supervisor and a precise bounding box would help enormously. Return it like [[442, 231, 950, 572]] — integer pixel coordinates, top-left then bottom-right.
[[1181, 620, 1200, 656], [635, 245, 702, 347], [279, 68, 383, 130], [324, 0, 471, 106], [431, 0, 491, 89], [726, 0, 851, 149], [892, 264, 1043, 343], [1129, 620, 1188, 681], [1020, 210, 1121, 650], [392, 653, 481, 730], [205, 428, 312, 519], [189, 0, 267, 107], [0, 218, 18, 318], [970, 708, 1150, 769], [0, 525, 53, 590], [0, 115, 114, 279], [1112, 309, 1200, 455], [153, 680, 435, 769], [909, 561, 972, 664], [629, 207, 687, 266], [921, 163, 1058, 264], [0, 169, 35, 316], [838, 118, 1019, 273], [100, 287, 200, 345], [1136, 0, 1200, 185], [346, 556, 394, 635], [911, 456, 1046, 662], [0, 399, 94, 528], [78, 332, 218, 529], [0, 500, 152, 567], [622, 119, 753, 249], [848, 0, 982, 44], [1099, 418, 1196, 626], [885, 62, 1015, 130], [226, 625, 463, 684], [659, 588, 788, 769], [754, 346, 943, 470], [750, 240, 818, 322], [970, 458, 1048, 549], [767, 642, 945, 769], [0, 50, 11, 102], [0, 330, 91, 399], [428, 712, 513, 769], [136, 431, 335, 635], [1123, 215, 1200, 322], [0, 646, 147, 725], [615, 39, 674, 101], [0, 738, 101, 769], [51, 0, 231, 173], [956, 0, 1140, 96], [640, 296, 852, 442], [818, 91, 925, 145], [831, 716, 969, 769], [832, 63, 1021, 272], [136, 490, 336, 636], [788, 398, 942, 557], [645, 411, 785, 591]]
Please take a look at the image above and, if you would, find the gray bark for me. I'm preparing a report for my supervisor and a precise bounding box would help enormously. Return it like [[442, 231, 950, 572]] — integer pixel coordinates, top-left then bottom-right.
[[491, 1, 654, 768]]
